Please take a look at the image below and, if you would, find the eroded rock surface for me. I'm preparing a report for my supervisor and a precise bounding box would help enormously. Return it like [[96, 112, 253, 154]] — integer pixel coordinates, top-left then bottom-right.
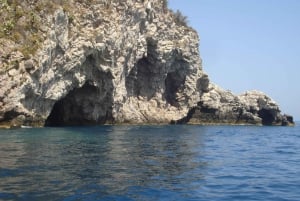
[[0, 0, 207, 127], [0, 0, 293, 127], [174, 84, 294, 126]]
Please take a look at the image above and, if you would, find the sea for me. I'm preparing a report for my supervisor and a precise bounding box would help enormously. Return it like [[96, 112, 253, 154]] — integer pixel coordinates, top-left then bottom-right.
[[0, 123, 300, 201]]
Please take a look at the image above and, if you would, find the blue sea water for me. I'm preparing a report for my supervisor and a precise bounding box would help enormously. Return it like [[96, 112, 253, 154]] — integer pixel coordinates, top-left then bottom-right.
[[0, 124, 300, 201]]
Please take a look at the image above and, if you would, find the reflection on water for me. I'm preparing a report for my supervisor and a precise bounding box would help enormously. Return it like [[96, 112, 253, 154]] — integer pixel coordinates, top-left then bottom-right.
[[0, 126, 207, 200], [2, 125, 299, 201]]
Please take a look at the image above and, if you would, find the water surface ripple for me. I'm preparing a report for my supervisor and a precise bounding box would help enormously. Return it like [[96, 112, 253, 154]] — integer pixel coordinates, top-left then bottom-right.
[[0, 124, 300, 201]]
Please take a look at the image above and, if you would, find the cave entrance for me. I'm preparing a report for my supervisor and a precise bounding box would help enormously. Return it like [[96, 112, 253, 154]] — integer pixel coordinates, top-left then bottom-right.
[[258, 109, 275, 125], [45, 80, 113, 127], [125, 57, 157, 100], [125, 38, 160, 100], [164, 70, 186, 107]]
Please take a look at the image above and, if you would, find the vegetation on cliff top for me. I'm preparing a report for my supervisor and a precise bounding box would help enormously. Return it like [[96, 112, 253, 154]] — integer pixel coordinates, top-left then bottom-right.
[[0, 0, 188, 65], [0, 0, 75, 59]]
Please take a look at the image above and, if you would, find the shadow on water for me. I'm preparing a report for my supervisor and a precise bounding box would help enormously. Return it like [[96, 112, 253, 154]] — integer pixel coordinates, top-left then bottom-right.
[[0, 125, 208, 201]]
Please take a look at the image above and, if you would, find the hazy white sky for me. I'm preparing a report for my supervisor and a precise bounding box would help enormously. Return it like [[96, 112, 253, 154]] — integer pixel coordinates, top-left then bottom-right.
[[169, 0, 300, 120]]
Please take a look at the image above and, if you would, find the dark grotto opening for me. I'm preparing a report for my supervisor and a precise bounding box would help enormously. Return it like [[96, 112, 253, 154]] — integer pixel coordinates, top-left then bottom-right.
[[125, 57, 157, 100], [258, 109, 275, 125], [45, 80, 113, 127], [125, 37, 160, 100], [45, 99, 65, 127], [164, 70, 186, 107]]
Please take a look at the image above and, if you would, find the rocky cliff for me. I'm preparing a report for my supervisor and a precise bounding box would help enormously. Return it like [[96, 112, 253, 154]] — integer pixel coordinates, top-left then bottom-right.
[[0, 0, 293, 128]]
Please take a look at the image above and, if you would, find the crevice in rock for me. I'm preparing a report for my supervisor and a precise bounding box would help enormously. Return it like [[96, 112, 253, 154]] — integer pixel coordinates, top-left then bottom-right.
[[45, 79, 114, 127]]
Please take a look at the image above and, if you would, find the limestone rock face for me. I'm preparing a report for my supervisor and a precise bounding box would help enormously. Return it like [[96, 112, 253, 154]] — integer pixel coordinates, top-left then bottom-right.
[[0, 0, 207, 127], [0, 1, 293, 127], [175, 84, 294, 126]]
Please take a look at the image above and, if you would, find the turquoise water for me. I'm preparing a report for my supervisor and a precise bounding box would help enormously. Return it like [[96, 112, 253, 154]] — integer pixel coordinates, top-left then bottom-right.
[[0, 124, 300, 201]]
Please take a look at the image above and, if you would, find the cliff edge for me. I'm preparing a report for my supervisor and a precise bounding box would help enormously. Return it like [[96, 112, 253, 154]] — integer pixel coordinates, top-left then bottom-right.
[[0, 0, 294, 127]]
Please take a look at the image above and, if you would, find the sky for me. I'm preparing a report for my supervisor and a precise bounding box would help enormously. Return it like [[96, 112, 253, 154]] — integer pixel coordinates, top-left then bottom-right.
[[169, 0, 300, 120]]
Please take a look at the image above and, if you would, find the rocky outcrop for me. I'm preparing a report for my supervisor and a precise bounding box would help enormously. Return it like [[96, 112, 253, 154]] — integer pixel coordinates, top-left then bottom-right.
[[174, 84, 294, 126], [0, 0, 208, 127], [0, 0, 293, 128]]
